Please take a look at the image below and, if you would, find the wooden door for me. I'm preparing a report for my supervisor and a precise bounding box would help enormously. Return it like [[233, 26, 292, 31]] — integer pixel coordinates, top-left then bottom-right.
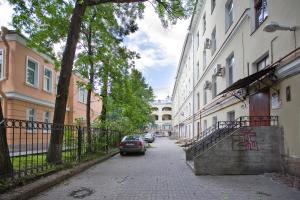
[[249, 89, 270, 126]]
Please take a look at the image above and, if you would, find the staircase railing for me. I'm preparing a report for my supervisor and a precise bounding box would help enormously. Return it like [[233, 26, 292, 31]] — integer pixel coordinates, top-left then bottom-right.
[[186, 116, 278, 160]]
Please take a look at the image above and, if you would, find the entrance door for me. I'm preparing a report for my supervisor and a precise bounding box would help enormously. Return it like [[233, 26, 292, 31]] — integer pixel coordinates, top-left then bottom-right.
[[249, 88, 270, 126]]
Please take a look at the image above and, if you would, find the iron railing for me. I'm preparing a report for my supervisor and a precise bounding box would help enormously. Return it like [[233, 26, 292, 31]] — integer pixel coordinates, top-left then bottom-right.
[[0, 118, 122, 181], [186, 116, 278, 160]]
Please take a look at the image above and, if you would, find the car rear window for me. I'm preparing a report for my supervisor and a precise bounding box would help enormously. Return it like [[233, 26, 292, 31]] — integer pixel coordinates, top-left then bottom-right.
[[124, 135, 140, 141]]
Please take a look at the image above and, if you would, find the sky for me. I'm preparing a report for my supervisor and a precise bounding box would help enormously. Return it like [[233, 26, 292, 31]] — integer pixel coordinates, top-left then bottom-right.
[[0, 1, 190, 100]]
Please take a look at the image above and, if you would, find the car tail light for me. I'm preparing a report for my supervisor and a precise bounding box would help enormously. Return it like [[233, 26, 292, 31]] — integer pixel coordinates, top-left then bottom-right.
[[119, 142, 125, 147]]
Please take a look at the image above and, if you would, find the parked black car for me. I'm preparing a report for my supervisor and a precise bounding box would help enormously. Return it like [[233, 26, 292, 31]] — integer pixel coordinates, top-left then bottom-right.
[[119, 135, 147, 155]]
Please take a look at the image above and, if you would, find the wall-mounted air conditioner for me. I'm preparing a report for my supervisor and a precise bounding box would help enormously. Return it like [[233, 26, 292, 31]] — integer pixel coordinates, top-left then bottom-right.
[[213, 64, 225, 77], [235, 88, 247, 99]]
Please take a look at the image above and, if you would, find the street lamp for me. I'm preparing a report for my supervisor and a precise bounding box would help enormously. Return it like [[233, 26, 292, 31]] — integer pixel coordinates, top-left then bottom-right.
[[263, 21, 296, 32]]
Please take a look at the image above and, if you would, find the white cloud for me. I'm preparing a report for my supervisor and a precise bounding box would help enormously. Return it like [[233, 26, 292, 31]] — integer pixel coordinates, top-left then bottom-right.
[[126, 5, 189, 100], [0, 1, 13, 28]]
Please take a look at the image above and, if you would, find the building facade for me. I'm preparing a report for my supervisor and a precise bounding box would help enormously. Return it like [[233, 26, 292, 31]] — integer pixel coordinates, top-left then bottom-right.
[[172, 0, 300, 176], [150, 98, 172, 134], [0, 28, 102, 126]]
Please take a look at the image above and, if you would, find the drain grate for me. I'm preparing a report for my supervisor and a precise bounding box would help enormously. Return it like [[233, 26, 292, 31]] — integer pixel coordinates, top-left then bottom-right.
[[69, 187, 94, 199]]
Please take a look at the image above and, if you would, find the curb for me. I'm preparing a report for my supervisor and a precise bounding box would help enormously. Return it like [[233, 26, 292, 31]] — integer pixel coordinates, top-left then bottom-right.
[[0, 151, 119, 200]]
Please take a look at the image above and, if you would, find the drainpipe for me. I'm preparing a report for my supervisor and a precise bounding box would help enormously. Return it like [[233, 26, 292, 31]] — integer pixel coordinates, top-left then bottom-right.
[[191, 32, 195, 139], [0, 26, 10, 117]]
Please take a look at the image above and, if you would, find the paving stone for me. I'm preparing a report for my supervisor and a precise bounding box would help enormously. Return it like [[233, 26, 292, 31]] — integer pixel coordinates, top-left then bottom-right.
[[32, 138, 300, 200]]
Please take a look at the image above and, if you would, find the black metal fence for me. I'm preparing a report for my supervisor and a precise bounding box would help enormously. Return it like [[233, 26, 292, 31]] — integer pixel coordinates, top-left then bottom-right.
[[1, 118, 121, 181]]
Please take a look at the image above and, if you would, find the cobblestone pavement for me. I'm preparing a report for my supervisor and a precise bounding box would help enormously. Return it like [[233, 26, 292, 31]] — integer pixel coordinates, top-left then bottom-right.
[[32, 138, 300, 200]]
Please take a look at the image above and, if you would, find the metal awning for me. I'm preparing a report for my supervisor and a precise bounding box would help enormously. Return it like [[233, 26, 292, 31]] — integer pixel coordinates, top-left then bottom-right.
[[219, 67, 276, 95]]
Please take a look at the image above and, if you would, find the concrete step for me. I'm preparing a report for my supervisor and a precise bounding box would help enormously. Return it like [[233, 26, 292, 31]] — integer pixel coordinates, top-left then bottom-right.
[[186, 160, 195, 172]]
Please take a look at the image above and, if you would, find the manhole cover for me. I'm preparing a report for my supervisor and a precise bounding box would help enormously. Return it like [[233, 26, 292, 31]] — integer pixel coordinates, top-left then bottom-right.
[[69, 187, 94, 199]]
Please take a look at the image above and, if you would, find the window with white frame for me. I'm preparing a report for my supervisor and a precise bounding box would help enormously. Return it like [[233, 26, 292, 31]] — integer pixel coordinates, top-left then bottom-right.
[[26, 108, 36, 131], [78, 87, 87, 104], [0, 49, 4, 79], [44, 67, 53, 92], [226, 53, 234, 86], [225, 0, 234, 31], [211, 0, 216, 13], [255, 0, 268, 28], [212, 75, 217, 98], [197, 92, 200, 110], [203, 87, 207, 105], [203, 50, 206, 70], [44, 111, 50, 123], [56, 74, 60, 94], [196, 61, 200, 79], [202, 13, 206, 34], [203, 120, 207, 130], [211, 27, 216, 55], [212, 116, 218, 127], [43, 111, 51, 132], [26, 58, 39, 87], [196, 31, 200, 50]]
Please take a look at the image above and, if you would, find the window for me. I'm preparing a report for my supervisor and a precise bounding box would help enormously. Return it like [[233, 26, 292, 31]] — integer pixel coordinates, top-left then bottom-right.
[[211, 27, 216, 55], [226, 53, 234, 86], [197, 92, 200, 110], [44, 111, 50, 123], [203, 88, 207, 105], [212, 75, 217, 98], [0, 49, 4, 79], [211, 0, 216, 13], [212, 116, 218, 127], [255, 0, 268, 28], [26, 57, 39, 87], [256, 55, 269, 72], [26, 108, 36, 131], [225, 0, 234, 31], [227, 111, 235, 121], [203, 120, 207, 130], [44, 67, 53, 92], [202, 13, 206, 34], [197, 61, 200, 79], [78, 87, 87, 104], [56, 74, 60, 94], [196, 31, 200, 50], [203, 50, 206, 70]]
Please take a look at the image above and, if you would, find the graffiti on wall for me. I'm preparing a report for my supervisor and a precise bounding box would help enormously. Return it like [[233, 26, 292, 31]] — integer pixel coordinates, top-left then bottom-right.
[[232, 128, 259, 151]]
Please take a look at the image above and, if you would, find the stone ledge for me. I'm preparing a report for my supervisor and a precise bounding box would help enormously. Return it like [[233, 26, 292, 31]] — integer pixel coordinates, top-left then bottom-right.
[[0, 151, 119, 200]]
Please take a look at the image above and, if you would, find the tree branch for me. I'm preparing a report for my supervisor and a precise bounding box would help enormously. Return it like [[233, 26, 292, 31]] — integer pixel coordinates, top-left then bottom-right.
[[86, 0, 147, 6]]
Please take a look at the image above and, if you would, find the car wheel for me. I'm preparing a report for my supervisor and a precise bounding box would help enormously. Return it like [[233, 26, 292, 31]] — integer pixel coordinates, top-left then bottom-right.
[[120, 152, 125, 156], [141, 151, 145, 155]]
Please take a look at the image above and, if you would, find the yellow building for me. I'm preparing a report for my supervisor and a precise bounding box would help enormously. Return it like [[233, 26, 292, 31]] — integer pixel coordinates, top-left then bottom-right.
[[172, 0, 300, 176]]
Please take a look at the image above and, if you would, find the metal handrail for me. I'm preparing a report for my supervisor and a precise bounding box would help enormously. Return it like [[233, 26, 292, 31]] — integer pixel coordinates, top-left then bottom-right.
[[186, 116, 278, 160]]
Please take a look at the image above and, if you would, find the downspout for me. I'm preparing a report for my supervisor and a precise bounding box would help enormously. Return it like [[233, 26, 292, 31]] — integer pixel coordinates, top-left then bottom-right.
[[0, 26, 9, 117], [191, 32, 195, 139]]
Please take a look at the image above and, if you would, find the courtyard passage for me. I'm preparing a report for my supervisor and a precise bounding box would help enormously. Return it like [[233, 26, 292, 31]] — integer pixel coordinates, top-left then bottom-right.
[[32, 138, 300, 200]]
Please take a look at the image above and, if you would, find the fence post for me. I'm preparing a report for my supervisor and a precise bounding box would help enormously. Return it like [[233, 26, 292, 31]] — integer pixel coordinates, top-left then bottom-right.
[[77, 126, 82, 161]]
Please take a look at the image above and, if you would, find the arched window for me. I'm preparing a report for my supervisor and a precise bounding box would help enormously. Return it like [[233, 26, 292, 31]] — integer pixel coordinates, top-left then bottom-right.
[[162, 107, 172, 111], [151, 107, 159, 111], [152, 115, 159, 121], [162, 114, 172, 121]]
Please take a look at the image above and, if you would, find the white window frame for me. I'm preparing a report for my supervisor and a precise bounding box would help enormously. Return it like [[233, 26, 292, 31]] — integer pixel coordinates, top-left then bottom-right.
[[43, 111, 51, 133], [211, 27, 216, 55], [78, 87, 87, 104], [26, 108, 36, 132], [225, 0, 234, 32], [0, 48, 4, 80], [56, 74, 60, 94], [212, 75, 217, 98], [43, 111, 51, 123], [43, 66, 53, 93], [226, 53, 235, 86], [202, 13, 206, 35], [26, 56, 39, 88]]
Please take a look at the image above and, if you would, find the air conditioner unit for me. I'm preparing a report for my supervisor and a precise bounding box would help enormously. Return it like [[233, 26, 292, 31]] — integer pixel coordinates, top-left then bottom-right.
[[204, 80, 212, 90], [213, 64, 225, 77], [204, 38, 211, 49], [235, 88, 247, 99]]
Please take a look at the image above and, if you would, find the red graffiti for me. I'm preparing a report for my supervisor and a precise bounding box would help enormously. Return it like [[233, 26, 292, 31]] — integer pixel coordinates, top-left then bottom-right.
[[232, 129, 258, 151]]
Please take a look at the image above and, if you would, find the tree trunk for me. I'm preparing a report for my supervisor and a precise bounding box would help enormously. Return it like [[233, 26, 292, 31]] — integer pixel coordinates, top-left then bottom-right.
[[100, 64, 109, 125], [0, 100, 13, 177], [47, 1, 86, 164]]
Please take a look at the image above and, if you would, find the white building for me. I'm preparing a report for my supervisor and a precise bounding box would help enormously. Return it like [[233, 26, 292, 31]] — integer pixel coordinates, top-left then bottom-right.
[[150, 98, 172, 134], [172, 0, 300, 176]]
